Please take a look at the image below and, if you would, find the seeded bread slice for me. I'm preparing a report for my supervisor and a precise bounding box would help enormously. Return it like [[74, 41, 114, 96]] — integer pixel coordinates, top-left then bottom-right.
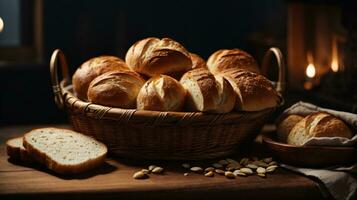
[[23, 128, 107, 174], [6, 137, 32, 162]]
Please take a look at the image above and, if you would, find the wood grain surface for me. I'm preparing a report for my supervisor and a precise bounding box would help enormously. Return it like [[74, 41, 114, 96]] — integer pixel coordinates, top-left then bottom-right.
[[0, 124, 325, 200]]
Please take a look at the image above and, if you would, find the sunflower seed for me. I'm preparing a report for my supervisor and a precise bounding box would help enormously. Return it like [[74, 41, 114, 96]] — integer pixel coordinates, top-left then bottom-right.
[[233, 170, 247, 177], [152, 166, 164, 174], [148, 165, 157, 171], [257, 167, 266, 174], [204, 171, 214, 177], [182, 163, 190, 169], [253, 161, 269, 167], [225, 171, 235, 179], [268, 161, 277, 166], [190, 166, 203, 173], [246, 164, 258, 169], [215, 169, 225, 175], [212, 163, 223, 168], [205, 167, 215, 172], [218, 160, 229, 166], [141, 169, 150, 174], [263, 157, 273, 163], [257, 173, 266, 178], [266, 165, 278, 173], [133, 171, 148, 179], [226, 158, 239, 165], [240, 168, 253, 175]]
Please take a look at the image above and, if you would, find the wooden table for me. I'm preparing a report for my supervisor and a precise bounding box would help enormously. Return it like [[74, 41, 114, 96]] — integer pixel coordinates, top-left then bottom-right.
[[0, 124, 325, 200]]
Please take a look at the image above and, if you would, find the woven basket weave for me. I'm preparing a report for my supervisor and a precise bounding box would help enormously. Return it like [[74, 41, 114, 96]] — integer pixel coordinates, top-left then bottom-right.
[[50, 47, 285, 160]]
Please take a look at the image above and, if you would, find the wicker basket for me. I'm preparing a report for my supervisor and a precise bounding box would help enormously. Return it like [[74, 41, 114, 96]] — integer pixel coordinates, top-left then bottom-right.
[[50, 47, 285, 160]]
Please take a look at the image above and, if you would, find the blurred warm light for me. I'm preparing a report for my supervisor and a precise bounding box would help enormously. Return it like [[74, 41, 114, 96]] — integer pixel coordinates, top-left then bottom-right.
[[0, 17, 4, 33], [331, 37, 339, 72], [306, 63, 316, 78]]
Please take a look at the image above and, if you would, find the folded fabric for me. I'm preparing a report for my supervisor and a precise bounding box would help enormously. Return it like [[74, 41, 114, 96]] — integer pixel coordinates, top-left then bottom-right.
[[278, 101, 357, 147]]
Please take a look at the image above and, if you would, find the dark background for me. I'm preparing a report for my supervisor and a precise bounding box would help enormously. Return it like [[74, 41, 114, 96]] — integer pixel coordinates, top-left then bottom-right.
[[0, 0, 287, 125]]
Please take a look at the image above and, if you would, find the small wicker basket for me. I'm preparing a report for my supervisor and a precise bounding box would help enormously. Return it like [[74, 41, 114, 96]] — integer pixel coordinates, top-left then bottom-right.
[[50, 47, 285, 160]]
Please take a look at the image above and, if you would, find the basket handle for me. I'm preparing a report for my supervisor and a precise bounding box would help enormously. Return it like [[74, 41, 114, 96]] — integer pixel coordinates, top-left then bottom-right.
[[261, 47, 286, 94], [50, 49, 70, 109]]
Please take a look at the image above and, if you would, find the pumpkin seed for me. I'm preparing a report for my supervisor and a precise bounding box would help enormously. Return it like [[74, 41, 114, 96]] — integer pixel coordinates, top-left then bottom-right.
[[225, 171, 235, 179], [148, 165, 157, 171], [263, 157, 273, 163], [233, 170, 246, 177], [204, 171, 214, 177], [133, 171, 148, 179], [257, 173, 266, 178], [266, 165, 278, 173], [215, 169, 225, 175], [256, 167, 266, 174], [218, 160, 229, 166], [226, 158, 239, 165], [182, 163, 190, 169], [240, 168, 253, 175], [152, 166, 164, 174], [205, 167, 215, 172], [212, 163, 223, 168], [253, 161, 269, 167], [190, 166, 203, 173], [246, 164, 258, 169]]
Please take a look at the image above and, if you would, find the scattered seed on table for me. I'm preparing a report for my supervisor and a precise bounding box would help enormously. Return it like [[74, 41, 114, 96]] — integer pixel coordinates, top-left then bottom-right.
[[190, 166, 203, 173], [218, 160, 229, 166], [184, 173, 189, 176], [141, 169, 150, 174], [225, 171, 235, 179], [148, 165, 157, 171], [152, 166, 164, 174], [205, 167, 215, 172], [204, 171, 214, 177], [133, 171, 148, 179], [268, 161, 277, 166], [212, 163, 223, 168], [257, 167, 266, 174], [182, 163, 190, 169], [233, 170, 247, 177], [215, 169, 225, 175], [240, 168, 253, 175], [226, 158, 239, 165], [263, 157, 273, 163], [258, 173, 266, 178], [246, 164, 258, 169]]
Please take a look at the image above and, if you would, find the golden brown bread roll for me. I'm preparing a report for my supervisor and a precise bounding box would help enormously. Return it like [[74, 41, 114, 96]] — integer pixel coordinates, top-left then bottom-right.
[[221, 69, 280, 111], [125, 37, 192, 77], [207, 49, 260, 74], [72, 56, 129, 100], [287, 112, 353, 146], [137, 75, 186, 111], [277, 115, 304, 143], [180, 68, 236, 113], [87, 70, 145, 108], [190, 53, 207, 69]]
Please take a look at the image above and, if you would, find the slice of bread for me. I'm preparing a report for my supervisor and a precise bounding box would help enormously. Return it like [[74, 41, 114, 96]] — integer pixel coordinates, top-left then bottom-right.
[[6, 137, 32, 162], [23, 128, 107, 174]]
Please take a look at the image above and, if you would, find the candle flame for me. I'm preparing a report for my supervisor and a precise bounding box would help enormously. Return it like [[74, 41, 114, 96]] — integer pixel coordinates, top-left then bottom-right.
[[331, 36, 339, 72], [306, 63, 316, 78], [0, 17, 4, 33]]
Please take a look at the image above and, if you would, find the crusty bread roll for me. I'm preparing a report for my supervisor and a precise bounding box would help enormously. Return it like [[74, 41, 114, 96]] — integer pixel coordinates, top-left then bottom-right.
[[190, 53, 207, 69], [72, 56, 129, 100], [180, 68, 236, 113], [287, 112, 353, 146], [277, 115, 304, 143], [221, 69, 280, 111], [207, 49, 260, 74], [125, 37, 192, 77], [87, 70, 145, 108], [137, 75, 186, 111]]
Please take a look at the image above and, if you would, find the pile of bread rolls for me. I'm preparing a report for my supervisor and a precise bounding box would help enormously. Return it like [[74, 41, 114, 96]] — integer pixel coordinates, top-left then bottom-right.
[[72, 37, 281, 113], [277, 112, 353, 146]]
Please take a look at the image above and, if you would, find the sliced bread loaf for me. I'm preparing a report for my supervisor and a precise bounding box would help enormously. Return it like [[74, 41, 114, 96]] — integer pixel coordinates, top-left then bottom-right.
[[6, 137, 32, 162], [23, 128, 107, 174]]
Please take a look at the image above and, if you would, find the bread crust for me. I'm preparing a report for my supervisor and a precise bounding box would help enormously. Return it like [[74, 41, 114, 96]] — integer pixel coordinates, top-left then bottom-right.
[[277, 115, 304, 143], [221, 69, 280, 111], [23, 128, 107, 174], [125, 37, 192, 77], [87, 70, 145, 108], [180, 68, 235, 113], [207, 49, 260, 74], [72, 56, 129, 100], [137, 75, 186, 111], [190, 53, 207, 69]]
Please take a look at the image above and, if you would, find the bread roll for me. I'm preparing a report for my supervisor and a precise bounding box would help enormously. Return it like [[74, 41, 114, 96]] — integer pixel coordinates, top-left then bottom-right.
[[87, 70, 145, 108], [137, 75, 186, 111], [72, 56, 129, 100], [221, 69, 280, 111], [180, 68, 236, 113], [287, 112, 353, 146], [277, 115, 304, 143], [125, 37, 192, 77], [190, 53, 207, 69], [207, 49, 260, 74]]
